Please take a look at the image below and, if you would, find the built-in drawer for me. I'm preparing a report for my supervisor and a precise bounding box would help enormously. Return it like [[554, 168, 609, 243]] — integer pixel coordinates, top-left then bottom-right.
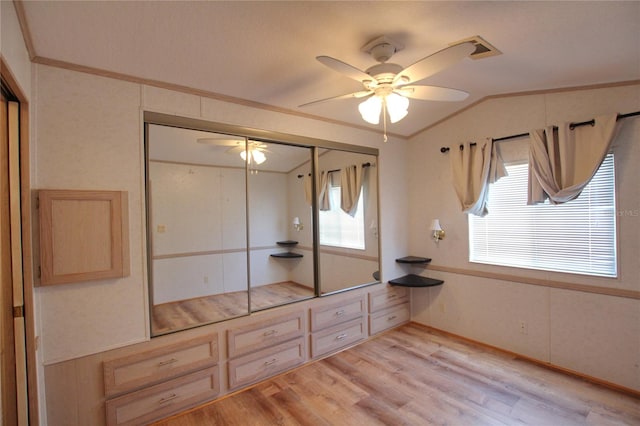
[[103, 334, 218, 397], [369, 302, 410, 335], [227, 311, 304, 358], [368, 286, 409, 312], [311, 317, 366, 358], [310, 295, 366, 332], [105, 366, 220, 426], [228, 337, 305, 389]]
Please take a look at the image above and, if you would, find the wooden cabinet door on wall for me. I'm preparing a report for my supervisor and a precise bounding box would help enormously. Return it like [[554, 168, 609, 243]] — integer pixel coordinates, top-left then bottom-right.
[[38, 189, 129, 285]]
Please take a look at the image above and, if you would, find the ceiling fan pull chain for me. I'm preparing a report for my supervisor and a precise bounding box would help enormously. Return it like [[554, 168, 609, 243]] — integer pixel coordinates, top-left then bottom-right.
[[383, 100, 388, 143]]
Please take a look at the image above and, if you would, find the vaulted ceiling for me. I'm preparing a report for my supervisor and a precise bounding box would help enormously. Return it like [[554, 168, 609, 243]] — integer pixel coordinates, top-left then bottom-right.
[[17, 1, 640, 138]]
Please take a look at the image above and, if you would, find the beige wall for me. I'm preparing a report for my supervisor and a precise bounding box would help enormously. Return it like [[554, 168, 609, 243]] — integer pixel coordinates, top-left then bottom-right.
[[408, 84, 640, 391], [31, 64, 409, 366], [1, 1, 32, 96]]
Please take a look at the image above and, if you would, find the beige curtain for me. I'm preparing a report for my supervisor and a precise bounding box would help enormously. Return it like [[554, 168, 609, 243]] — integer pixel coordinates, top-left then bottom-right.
[[340, 164, 363, 216], [303, 174, 313, 205], [528, 114, 618, 204], [318, 170, 332, 211], [450, 138, 506, 216]]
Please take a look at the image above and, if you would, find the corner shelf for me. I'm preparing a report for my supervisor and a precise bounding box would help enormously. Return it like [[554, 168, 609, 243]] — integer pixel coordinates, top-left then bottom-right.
[[389, 274, 443, 288], [270, 252, 303, 259], [390, 255, 443, 287], [271, 240, 303, 258], [395, 256, 431, 264]]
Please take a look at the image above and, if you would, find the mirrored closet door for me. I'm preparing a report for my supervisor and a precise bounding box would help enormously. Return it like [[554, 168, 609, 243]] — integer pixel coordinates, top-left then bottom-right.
[[147, 124, 250, 335], [247, 142, 315, 311], [145, 114, 380, 337], [317, 150, 379, 295]]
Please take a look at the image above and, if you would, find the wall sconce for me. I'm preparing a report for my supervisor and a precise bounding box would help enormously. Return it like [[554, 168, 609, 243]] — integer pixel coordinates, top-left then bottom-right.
[[431, 219, 445, 242], [293, 217, 303, 231]]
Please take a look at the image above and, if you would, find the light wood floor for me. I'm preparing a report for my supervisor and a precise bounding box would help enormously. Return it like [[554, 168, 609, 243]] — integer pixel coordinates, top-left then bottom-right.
[[152, 282, 314, 334], [154, 323, 640, 426]]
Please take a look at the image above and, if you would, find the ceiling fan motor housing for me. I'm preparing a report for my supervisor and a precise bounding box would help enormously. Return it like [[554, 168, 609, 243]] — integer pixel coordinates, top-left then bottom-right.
[[365, 63, 403, 84]]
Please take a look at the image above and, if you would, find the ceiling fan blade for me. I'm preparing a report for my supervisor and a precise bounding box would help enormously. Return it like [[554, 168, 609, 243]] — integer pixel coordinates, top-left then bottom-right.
[[316, 56, 372, 83], [395, 85, 469, 102], [393, 42, 475, 86], [226, 145, 272, 155], [299, 90, 373, 108], [226, 146, 245, 154], [197, 137, 244, 147]]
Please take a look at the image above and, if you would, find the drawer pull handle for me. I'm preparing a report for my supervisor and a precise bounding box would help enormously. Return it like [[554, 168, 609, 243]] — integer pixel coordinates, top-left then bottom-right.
[[388, 294, 398, 299], [335, 310, 345, 316], [159, 393, 178, 404], [336, 333, 348, 341], [263, 329, 278, 337], [264, 358, 278, 367], [387, 315, 397, 321], [158, 358, 178, 367]]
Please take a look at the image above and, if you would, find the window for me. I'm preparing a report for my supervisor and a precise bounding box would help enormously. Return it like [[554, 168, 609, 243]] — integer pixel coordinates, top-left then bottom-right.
[[319, 185, 365, 250], [469, 154, 616, 277]]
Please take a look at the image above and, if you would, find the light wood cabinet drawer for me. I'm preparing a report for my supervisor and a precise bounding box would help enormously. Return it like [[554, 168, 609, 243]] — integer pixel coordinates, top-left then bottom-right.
[[368, 286, 409, 312], [105, 366, 219, 426], [103, 334, 218, 397], [228, 337, 305, 389], [310, 296, 365, 332], [227, 311, 304, 358], [369, 303, 410, 335], [311, 318, 366, 358]]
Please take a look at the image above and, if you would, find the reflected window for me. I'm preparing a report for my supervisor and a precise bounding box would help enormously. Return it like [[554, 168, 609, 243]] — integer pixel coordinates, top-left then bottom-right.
[[319, 185, 365, 250]]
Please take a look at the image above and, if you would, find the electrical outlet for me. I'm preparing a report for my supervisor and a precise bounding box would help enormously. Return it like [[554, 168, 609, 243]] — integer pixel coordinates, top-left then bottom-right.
[[203, 276, 209, 284], [439, 303, 446, 313], [519, 320, 528, 335]]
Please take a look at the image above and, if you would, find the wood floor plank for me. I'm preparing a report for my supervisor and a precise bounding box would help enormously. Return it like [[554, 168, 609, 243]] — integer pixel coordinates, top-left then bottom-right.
[[152, 282, 313, 334], [153, 324, 640, 426]]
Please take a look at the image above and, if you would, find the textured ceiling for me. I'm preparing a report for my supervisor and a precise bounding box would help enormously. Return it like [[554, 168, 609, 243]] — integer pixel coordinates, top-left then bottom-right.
[[18, 1, 640, 137]]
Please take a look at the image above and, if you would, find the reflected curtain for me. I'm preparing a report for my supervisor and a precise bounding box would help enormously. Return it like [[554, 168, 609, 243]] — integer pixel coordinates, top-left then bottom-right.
[[340, 164, 363, 216], [528, 114, 618, 204], [450, 138, 506, 217], [318, 170, 332, 211], [303, 174, 313, 205]]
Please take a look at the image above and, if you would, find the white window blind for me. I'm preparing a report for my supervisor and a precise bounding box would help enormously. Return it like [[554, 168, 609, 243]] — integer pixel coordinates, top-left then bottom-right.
[[319, 185, 365, 250], [469, 154, 617, 277]]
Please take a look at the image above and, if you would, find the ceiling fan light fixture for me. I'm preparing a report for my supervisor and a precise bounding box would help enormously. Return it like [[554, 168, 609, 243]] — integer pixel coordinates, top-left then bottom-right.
[[252, 149, 266, 164], [386, 93, 409, 123], [358, 96, 382, 124], [358, 92, 409, 125], [240, 148, 266, 165]]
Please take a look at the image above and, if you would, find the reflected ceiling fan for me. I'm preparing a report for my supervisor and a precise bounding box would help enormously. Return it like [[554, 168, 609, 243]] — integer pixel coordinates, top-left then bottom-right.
[[301, 36, 475, 137], [197, 137, 270, 165]]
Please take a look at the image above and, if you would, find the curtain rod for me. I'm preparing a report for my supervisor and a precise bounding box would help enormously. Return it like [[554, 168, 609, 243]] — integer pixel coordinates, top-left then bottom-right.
[[440, 111, 640, 153], [297, 162, 372, 179]]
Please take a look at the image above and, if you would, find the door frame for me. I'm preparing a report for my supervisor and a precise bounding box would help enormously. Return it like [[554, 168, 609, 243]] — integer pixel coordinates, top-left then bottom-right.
[[1, 57, 39, 425]]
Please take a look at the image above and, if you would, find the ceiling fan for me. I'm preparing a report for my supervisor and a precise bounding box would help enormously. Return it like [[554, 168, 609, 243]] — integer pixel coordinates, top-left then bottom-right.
[[197, 137, 270, 165], [301, 36, 476, 132]]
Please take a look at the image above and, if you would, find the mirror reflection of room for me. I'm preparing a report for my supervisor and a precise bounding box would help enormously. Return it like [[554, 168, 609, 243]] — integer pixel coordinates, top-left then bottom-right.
[[317, 150, 379, 295], [147, 124, 251, 335], [146, 123, 380, 336], [247, 141, 315, 311]]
